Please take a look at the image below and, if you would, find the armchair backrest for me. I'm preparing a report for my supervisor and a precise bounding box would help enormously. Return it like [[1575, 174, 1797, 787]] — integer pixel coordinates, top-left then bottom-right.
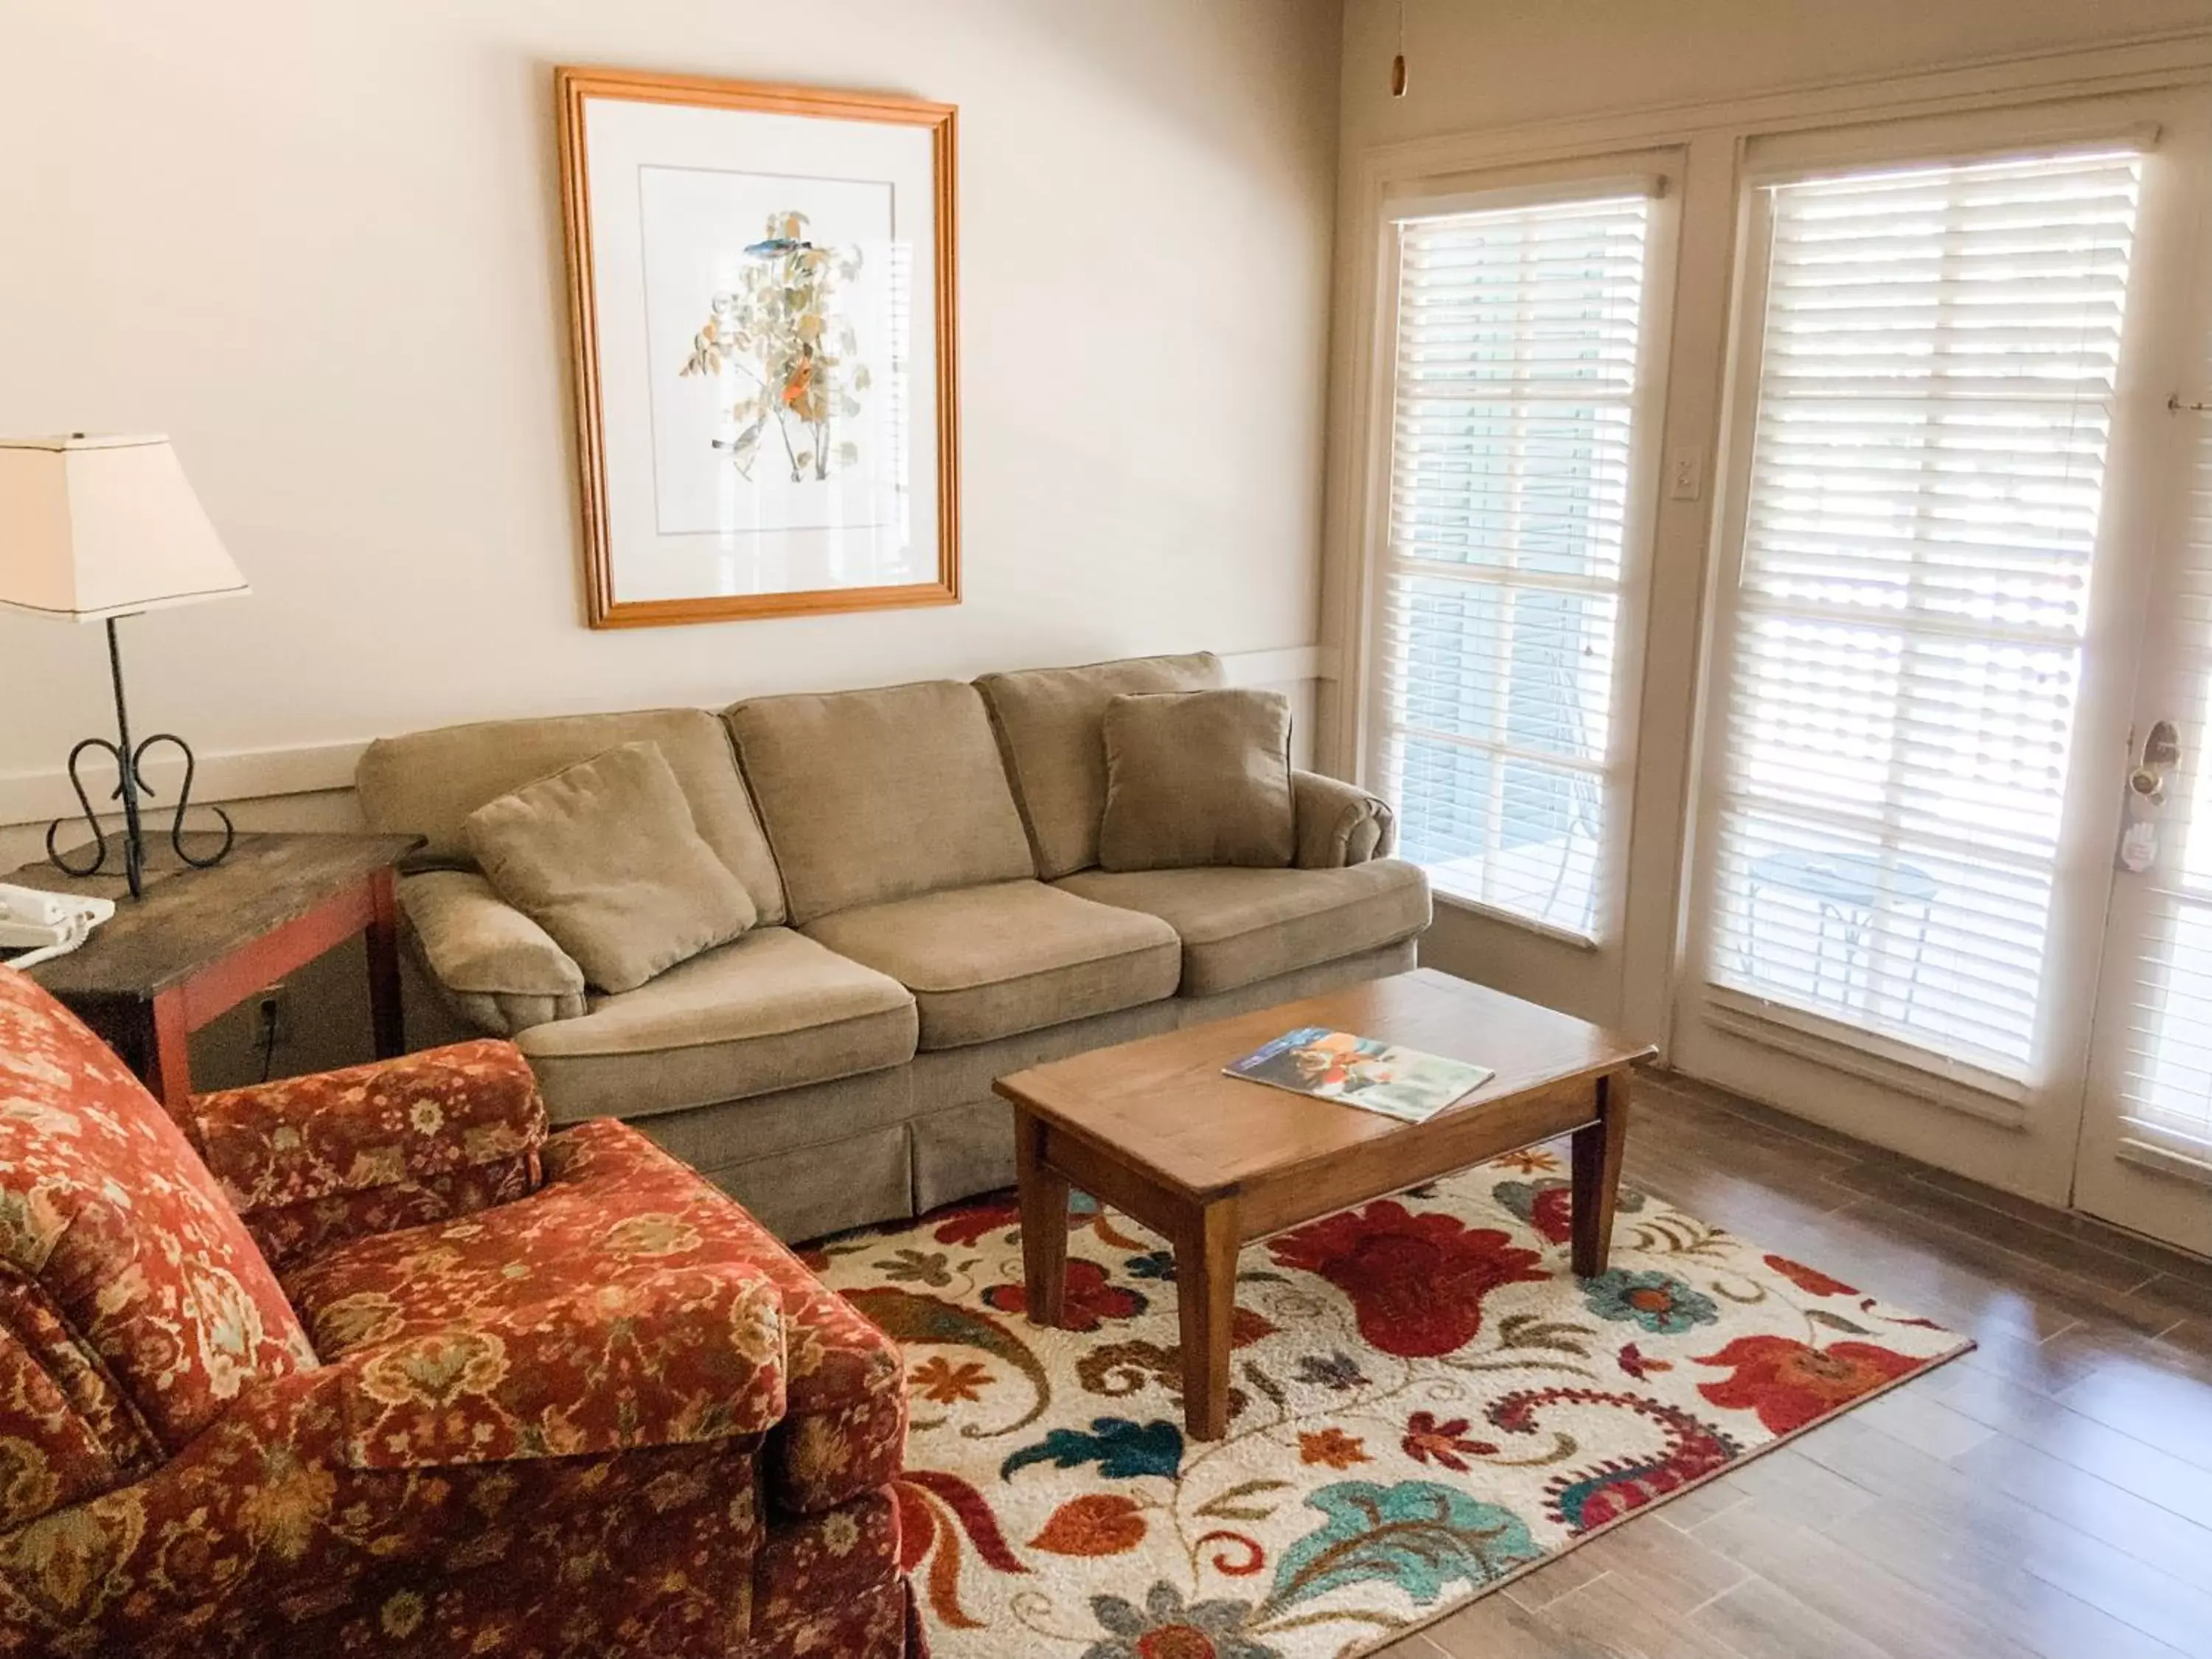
[[0, 969, 316, 1499]]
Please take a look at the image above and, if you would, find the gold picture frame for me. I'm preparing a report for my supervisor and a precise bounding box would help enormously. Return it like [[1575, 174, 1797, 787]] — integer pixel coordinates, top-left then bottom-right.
[[556, 66, 960, 628]]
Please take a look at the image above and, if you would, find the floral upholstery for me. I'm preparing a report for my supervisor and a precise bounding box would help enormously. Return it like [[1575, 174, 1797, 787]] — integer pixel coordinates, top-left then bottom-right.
[[0, 970, 316, 1454], [0, 967, 921, 1658], [286, 1116, 911, 1515], [187, 1040, 546, 1269]]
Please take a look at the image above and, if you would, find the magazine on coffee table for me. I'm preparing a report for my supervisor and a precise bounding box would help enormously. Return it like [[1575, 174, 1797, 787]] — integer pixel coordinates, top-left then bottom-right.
[[1223, 1026, 1494, 1123]]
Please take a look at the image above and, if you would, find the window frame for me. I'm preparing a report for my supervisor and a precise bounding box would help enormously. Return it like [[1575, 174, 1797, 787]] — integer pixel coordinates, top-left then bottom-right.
[[1354, 151, 1685, 953]]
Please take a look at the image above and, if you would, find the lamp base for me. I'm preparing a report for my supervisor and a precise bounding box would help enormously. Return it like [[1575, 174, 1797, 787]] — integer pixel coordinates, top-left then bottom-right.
[[43, 616, 234, 900]]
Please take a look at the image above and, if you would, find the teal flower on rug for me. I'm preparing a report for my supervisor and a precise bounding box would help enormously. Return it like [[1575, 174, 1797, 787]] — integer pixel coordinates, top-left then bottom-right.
[[1082, 1582, 1278, 1659], [1266, 1481, 1543, 1611], [1581, 1268, 1719, 1334]]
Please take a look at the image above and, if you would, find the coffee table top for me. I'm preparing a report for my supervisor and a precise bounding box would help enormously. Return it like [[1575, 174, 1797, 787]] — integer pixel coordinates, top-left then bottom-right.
[[995, 969, 1653, 1201]]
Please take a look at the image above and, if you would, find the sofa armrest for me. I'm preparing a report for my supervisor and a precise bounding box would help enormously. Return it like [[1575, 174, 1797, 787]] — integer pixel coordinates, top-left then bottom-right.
[[400, 869, 587, 1035], [1291, 768, 1397, 868], [186, 1042, 549, 1265]]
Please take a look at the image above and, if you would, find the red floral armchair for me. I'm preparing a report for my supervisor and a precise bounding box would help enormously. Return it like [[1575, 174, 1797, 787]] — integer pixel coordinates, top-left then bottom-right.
[[0, 967, 921, 1658]]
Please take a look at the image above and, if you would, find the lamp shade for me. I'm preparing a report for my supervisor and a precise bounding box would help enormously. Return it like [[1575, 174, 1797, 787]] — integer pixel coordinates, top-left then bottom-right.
[[0, 434, 248, 622]]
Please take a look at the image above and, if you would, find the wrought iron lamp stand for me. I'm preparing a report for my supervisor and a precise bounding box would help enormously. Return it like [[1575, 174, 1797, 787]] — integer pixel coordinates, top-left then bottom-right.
[[46, 614, 233, 899]]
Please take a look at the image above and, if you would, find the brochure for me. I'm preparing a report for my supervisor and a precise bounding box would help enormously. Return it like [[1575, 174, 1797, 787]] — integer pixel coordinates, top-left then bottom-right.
[[1223, 1026, 1494, 1123]]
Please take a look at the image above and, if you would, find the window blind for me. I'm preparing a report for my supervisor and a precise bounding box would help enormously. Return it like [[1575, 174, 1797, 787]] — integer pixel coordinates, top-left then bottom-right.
[[1377, 192, 1652, 939], [2117, 349, 2212, 1166], [1707, 150, 2143, 1080]]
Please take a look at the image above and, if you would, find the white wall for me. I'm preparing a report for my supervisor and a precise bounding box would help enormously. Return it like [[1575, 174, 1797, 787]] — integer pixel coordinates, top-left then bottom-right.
[[0, 1, 1342, 816]]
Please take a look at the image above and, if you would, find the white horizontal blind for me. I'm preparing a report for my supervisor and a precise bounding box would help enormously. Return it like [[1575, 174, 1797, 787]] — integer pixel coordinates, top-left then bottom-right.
[[2118, 349, 2212, 1164], [1377, 192, 1652, 939], [1708, 150, 2143, 1080]]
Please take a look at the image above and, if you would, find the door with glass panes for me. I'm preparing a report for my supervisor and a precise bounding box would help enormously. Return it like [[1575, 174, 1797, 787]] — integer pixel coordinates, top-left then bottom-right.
[[1672, 89, 2212, 1251]]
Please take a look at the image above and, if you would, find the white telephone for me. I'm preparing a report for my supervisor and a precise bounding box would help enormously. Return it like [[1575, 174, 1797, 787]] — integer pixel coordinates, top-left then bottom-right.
[[0, 885, 115, 970]]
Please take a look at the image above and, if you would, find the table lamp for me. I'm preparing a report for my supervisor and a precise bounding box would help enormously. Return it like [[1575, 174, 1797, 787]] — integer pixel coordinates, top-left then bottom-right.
[[0, 434, 250, 898]]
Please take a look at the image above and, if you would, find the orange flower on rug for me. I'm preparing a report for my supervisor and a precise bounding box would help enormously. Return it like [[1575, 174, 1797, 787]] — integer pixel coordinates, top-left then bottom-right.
[[810, 1161, 1971, 1659]]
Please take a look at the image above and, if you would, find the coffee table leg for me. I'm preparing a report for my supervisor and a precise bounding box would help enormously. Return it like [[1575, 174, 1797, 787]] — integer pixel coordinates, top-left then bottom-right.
[[1571, 1069, 1631, 1278], [1015, 1111, 1069, 1326], [1176, 1198, 1239, 1441]]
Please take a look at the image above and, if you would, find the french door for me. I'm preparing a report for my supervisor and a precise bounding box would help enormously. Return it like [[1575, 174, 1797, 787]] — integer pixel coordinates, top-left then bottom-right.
[[1674, 89, 2212, 1249]]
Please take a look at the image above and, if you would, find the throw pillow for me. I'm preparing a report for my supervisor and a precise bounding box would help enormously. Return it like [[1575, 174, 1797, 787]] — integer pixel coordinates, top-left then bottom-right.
[[464, 741, 756, 994], [1099, 688, 1295, 871]]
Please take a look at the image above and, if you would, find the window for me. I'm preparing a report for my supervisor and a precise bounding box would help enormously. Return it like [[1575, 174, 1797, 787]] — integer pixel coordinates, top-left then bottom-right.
[[1374, 190, 1654, 939], [1706, 150, 2143, 1080]]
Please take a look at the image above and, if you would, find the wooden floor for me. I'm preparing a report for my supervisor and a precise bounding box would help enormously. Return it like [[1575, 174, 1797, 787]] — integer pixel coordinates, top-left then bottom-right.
[[1380, 1069, 2212, 1659]]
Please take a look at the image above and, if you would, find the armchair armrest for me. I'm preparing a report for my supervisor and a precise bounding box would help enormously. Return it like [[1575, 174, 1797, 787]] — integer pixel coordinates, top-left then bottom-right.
[[0, 1265, 785, 1653], [1292, 768, 1397, 868], [400, 870, 587, 1035], [186, 1042, 548, 1268], [325, 1262, 787, 1467]]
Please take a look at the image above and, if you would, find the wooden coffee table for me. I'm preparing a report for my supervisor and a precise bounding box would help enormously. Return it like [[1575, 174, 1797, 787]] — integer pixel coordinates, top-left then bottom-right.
[[995, 970, 1655, 1439]]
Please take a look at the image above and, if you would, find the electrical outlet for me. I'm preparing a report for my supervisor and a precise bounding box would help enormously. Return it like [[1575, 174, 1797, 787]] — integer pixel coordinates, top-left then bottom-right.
[[256, 986, 291, 1048], [1668, 451, 1703, 502]]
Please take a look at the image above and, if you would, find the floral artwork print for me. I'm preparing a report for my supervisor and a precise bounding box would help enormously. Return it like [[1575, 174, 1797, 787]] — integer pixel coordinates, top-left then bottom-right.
[[813, 1155, 1972, 1659], [681, 210, 869, 484]]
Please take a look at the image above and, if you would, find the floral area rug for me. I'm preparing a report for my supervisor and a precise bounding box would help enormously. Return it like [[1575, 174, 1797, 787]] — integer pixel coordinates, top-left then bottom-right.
[[804, 1150, 1972, 1659]]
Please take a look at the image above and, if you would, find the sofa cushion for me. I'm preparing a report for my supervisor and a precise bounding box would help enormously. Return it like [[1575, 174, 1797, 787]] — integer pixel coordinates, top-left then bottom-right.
[[515, 927, 917, 1121], [1099, 688, 1295, 872], [0, 968, 318, 1453], [975, 652, 1224, 879], [803, 880, 1181, 1049], [357, 706, 789, 925], [466, 741, 758, 995], [1055, 860, 1433, 996], [726, 681, 1034, 925]]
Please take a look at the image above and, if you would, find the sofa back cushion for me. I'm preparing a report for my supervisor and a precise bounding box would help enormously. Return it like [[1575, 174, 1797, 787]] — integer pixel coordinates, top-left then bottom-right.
[[725, 681, 1034, 923], [0, 969, 317, 1454], [355, 708, 788, 925], [974, 653, 1225, 879]]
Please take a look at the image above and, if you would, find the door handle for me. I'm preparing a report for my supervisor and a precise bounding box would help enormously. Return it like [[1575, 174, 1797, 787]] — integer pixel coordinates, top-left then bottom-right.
[[2130, 719, 2182, 806]]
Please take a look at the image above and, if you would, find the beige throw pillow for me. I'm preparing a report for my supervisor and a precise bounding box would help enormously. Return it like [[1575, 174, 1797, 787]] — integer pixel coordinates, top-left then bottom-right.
[[464, 741, 756, 995], [1098, 689, 1295, 872]]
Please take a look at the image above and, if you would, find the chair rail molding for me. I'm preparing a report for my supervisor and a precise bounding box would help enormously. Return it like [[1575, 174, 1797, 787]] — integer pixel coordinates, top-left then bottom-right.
[[0, 645, 1340, 827]]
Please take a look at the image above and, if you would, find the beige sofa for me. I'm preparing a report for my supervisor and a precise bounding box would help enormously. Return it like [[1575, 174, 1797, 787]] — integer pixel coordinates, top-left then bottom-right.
[[355, 653, 1430, 1241]]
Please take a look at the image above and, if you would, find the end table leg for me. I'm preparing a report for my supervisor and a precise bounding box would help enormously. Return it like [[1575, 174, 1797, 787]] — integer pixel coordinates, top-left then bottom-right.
[[148, 989, 194, 1115], [366, 868, 405, 1059], [1015, 1112, 1069, 1327], [1571, 1070, 1631, 1279], [1177, 1199, 1239, 1441]]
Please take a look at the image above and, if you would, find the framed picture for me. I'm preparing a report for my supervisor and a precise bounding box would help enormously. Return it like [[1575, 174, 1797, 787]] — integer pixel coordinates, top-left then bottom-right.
[[555, 67, 959, 627]]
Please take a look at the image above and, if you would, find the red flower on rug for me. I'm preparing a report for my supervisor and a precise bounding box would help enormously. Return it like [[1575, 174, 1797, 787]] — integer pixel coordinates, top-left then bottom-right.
[[1694, 1335, 1921, 1434], [1267, 1200, 1548, 1356], [1763, 1255, 1858, 1298], [1400, 1411, 1498, 1472], [983, 1260, 1146, 1332]]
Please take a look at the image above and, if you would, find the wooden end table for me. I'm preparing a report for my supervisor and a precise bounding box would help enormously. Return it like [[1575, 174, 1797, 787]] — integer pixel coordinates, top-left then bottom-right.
[[995, 969, 1655, 1440], [9, 831, 422, 1110]]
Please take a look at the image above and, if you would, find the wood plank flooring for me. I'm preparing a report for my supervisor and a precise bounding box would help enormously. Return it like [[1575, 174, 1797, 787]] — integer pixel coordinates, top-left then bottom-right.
[[1377, 1070, 2212, 1659]]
